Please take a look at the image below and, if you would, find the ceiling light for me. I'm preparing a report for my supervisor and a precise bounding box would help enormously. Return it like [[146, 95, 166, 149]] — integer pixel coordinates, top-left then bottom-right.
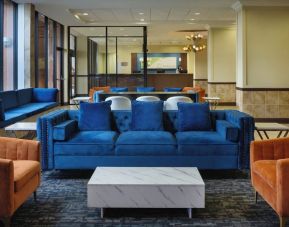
[[140, 18, 145, 22], [190, 18, 195, 21], [82, 13, 88, 16], [195, 12, 200, 15], [139, 12, 144, 15], [74, 14, 80, 20], [188, 22, 195, 25]]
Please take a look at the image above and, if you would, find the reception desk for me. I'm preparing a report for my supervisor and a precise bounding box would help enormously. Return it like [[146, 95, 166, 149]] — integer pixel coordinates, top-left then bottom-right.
[[90, 73, 194, 91]]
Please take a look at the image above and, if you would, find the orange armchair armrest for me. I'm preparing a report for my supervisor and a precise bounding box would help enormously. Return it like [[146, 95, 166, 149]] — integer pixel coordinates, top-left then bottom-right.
[[0, 137, 40, 162], [250, 137, 289, 165], [277, 158, 289, 216], [0, 159, 14, 217]]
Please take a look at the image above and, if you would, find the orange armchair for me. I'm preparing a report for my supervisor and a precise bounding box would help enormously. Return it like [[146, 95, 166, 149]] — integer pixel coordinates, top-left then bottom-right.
[[0, 137, 41, 227], [89, 86, 111, 102], [250, 137, 289, 227], [182, 86, 206, 102]]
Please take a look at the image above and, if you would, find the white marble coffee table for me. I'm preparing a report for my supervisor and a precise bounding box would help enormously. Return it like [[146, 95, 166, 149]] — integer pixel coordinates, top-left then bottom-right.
[[87, 167, 205, 218]]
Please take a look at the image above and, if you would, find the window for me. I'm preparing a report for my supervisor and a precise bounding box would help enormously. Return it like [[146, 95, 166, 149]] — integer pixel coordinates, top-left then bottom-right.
[[1, 0, 17, 91]]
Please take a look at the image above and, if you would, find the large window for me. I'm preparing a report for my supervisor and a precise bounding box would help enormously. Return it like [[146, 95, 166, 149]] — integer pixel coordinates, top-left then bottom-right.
[[0, 0, 17, 91], [35, 12, 64, 103]]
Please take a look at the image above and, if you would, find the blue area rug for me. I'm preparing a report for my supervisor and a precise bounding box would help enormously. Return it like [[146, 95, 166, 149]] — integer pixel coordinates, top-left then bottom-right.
[[4, 170, 284, 227]]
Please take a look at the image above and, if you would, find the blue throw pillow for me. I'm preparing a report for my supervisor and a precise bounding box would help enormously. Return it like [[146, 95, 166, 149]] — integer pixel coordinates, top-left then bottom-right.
[[78, 101, 112, 131], [131, 101, 164, 131], [0, 99, 5, 121], [177, 102, 211, 131], [33, 88, 58, 102], [111, 87, 128, 92]]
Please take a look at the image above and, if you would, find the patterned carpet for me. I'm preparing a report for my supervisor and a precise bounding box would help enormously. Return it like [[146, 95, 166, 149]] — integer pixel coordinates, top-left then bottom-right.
[[3, 170, 285, 227]]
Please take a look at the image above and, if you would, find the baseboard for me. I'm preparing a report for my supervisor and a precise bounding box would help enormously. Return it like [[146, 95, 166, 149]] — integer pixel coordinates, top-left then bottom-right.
[[255, 118, 289, 123]]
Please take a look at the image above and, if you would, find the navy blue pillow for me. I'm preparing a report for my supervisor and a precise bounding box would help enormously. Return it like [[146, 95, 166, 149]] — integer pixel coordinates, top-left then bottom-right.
[[177, 102, 211, 131], [78, 101, 112, 131], [131, 101, 164, 131], [0, 99, 5, 121]]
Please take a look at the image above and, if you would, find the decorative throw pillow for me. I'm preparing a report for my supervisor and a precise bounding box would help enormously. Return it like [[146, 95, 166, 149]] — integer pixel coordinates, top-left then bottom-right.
[[33, 88, 58, 102], [177, 102, 211, 131], [0, 99, 5, 121], [78, 101, 112, 131], [131, 100, 164, 131]]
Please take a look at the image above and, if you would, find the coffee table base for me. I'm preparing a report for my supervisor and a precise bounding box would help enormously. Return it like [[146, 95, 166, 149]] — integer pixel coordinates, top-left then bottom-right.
[[99, 208, 193, 219]]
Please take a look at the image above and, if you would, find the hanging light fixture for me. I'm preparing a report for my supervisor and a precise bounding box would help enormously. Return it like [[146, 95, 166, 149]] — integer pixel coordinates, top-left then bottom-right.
[[183, 33, 206, 52]]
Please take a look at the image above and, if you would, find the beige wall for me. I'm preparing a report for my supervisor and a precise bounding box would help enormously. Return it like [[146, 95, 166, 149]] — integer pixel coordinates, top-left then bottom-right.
[[194, 49, 207, 79], [76, 36, 87, 94], [242, 6, 289, 88], [208, 28, 236, 82]]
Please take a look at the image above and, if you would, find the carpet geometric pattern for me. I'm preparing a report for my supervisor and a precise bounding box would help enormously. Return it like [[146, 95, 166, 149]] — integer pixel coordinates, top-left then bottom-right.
[[3, 170, 286, 227]]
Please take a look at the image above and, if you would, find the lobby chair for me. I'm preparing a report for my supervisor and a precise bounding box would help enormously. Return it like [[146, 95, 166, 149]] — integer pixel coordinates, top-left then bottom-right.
[[250, 137, 289, 227], [183, 86, 206, 102], [136, 87, 155, 92], [111, 87, 128, 92], [136, 96, 160, 102], [105, 96, 131, 110], [89, 86, 111, 101], [0, 137, 41, 227], [164, 96, 193, 110]]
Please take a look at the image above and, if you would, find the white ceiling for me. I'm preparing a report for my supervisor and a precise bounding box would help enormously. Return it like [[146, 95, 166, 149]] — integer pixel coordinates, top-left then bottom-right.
[[15, 0, 240, 44]]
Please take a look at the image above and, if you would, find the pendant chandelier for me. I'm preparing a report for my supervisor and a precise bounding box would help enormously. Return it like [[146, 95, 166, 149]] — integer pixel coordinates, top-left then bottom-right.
[[183, 33, 206, 52]]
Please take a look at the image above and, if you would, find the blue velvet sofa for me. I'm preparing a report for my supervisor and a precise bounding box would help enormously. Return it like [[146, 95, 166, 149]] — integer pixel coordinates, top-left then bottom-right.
[[0, 88, 58, 128], [37, 109, 254, 170]]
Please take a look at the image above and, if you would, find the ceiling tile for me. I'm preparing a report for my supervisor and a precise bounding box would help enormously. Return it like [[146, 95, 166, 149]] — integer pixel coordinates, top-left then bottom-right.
[[168, 8, 191, 21], [151, 8, 171, 21]]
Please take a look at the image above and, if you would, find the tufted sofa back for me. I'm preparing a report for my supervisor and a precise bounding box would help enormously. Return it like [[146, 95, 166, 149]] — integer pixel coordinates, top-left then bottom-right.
[[65, 110, 227, 133]]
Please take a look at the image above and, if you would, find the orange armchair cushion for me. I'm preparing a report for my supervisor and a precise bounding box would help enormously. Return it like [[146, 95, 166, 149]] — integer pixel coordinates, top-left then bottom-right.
[[89, 86, 111, 101], [252, 160, 277, 189], [13, 160, 40, 192]]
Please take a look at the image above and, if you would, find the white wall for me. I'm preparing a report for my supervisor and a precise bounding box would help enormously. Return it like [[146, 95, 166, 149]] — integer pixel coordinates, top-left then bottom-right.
[[76, 36, 87, 94], [208, 28, 236, 82]]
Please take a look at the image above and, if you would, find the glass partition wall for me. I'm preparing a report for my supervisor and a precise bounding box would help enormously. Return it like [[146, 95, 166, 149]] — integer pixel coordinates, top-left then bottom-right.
[[68, 26, 147, 100]]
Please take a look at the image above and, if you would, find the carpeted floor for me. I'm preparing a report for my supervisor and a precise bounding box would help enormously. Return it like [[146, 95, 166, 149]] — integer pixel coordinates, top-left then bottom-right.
[[4, 170, 285, 227]]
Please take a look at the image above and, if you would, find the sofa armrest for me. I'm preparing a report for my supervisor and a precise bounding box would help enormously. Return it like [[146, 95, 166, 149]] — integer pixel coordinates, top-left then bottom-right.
[[277, 158, 289, 216], [53, 120, 78, 141], [225, 110, 255, 169], [250, 137, 289, 164], [0, 158, 14, 217], [216, 120, 239, 142], [37, 109, 69, 170], [0, 137, 40, 161], [0, 99, 4, 121]]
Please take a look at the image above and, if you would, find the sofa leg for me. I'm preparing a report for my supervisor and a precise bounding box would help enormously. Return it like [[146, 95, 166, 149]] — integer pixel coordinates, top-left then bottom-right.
[[34, 191, 37, 202], [280, 216, 286, 227], [2, 217, 11, 227], [255, 191, 258, 204]]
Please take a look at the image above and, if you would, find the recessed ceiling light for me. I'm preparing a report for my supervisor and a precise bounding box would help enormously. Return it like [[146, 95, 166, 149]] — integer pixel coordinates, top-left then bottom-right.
[[82, 13, 88, 16], [195, 12, 200, 15], [187, 22, 195, 25], [190, 18, 195, 21], [139, 12, 144, 15], [140, 18, 145, 22], [74, 14, 80, 20]]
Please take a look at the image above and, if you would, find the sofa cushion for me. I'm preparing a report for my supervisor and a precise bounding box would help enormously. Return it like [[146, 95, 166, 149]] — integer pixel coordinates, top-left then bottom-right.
[[131, 101, 164, 131], [0, 99, 4, 121], [17, 88, 33, 106], [115, 131, 176, 155], [54, 131, 118, 156], [0, 90, 18, 110], [252, 160, 277, 189], [8, 102, 56, 115], [13, 160, 40, 192], [176, 131, 238, 155], [53, 120, 78, 141], [177, 102, 211, 131], [33, 88, 58, 102], [78, 101, 112, 131]]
